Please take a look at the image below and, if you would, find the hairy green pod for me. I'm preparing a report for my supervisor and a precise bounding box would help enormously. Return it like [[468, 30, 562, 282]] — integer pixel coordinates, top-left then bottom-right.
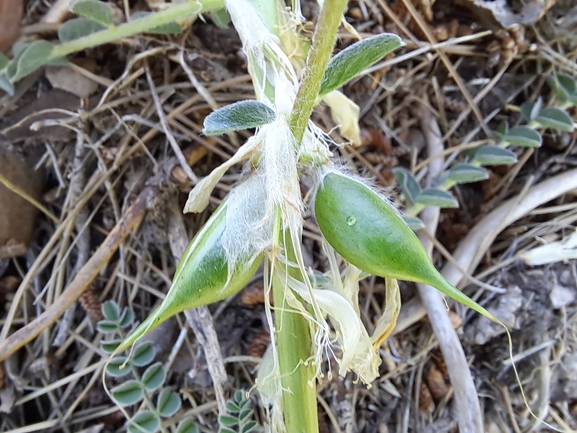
[[315, 172, 494, 319], [119, 201, 262, 351]]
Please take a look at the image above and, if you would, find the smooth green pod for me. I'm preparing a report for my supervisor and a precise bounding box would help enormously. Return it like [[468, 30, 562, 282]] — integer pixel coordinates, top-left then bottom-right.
[[118, 201, 262, 351], [314, 172, 494, 319]]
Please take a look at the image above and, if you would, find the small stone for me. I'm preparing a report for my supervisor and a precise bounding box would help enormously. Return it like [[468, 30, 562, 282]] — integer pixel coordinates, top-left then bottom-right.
[[550, 285, 576, 309]]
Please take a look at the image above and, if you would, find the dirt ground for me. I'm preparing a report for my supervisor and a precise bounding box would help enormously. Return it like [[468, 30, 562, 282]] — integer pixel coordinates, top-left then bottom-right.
[[1, 0, 577, 432]]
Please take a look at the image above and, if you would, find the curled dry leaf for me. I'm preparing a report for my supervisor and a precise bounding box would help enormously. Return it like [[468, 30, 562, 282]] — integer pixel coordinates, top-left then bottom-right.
[[425, 365, 450, 401], [246, 329, 270, 362], [419, 381, 435, 414], [0, 0, 23, 53]]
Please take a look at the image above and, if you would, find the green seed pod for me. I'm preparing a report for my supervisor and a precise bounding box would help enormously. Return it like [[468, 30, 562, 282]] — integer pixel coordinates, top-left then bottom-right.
[[118, 201, 262, 351], [315, 172, 494, 318]]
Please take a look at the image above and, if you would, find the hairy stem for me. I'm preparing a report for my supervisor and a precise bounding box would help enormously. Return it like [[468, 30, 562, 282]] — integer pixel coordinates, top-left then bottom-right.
[[51, 0, 224, 59], [289, 0, 348, 142]]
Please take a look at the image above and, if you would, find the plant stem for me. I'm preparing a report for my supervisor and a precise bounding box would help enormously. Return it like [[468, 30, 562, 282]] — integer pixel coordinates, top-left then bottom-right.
[[271, 2, 348, 431], [289, 0, 348, 142], [51, 0, 224, 59], [273, 270, 318, 433]]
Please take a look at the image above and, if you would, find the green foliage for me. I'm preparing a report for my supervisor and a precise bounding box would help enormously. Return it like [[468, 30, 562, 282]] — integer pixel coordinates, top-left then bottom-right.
[[218, 390, 258, 433], [472, 145, 518, 166], [203, 100, 277, 136], [318, 33, 404, 97], [70, 0, 115, 27], [416, 189, 459, 208], [58, 18, 107, 42], [392, 167, 421, 207], [97, 300, 199, 433]]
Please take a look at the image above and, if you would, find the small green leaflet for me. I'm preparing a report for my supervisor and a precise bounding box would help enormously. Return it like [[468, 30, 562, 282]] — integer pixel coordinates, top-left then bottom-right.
[[535, 107, 574, 132], [472, 145, 517, 166], [175, 419, 199, 433], [318, 33, 404, 97], [128, 411, 160, 433], [157, 388, 182, 418], [402, 215, 425, 230], [58, 18, 106, 42], [392, 166, 420, 206], [141, 362, 166, 391], [416, 189, 458, 208], [447, 163, 489, 183], [520, 98, 543, 122], [547, 74, 577, 106], [203, 100, 276, 136], [8, 40, 56, 83], [502, 126, 542, 148], [112, 380, 144, 406], [70, 0, 114, 27]]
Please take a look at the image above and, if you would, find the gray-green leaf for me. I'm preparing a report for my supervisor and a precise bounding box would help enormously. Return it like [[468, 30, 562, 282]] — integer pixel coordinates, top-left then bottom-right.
[[535, 107, 574, 132], [129, 12, 182, 34], [141, 362, 166, 391], [392, 167, 421, 206], [102, 300, 120, 322], [319, 33, 404, 97], [70, 0, 114, 27], [472, 145, 517, 166], [100, 339, 122, 354], [176, 419, 199, 433], [416, 189, 458, 208], [157, 388, 182, 418], [447, 163, 489, 183], [131, 343, 156, 367], [402, 215, 425, 230], [520, 98, 543, 122], [241, 421, 258, 433], [112, 380, 144, 406], [0, 54, 9, 71], [8, 41, 55, 83], [118, 307, 135, 328], [97, 320, 120, 334], [58, 18, 106, 42], [203, 100, 276, 136], [547, 74, 577, 106], [0, 74, 15, 95], [128, 411, 161, 433], [502, 126, 542, 148], [106, 356, 132, 377]]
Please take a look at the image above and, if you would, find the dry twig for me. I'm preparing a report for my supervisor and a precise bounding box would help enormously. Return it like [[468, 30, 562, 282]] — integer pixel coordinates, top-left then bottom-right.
[[0, 186, 156, 362], [416, 105, 483, 433]]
